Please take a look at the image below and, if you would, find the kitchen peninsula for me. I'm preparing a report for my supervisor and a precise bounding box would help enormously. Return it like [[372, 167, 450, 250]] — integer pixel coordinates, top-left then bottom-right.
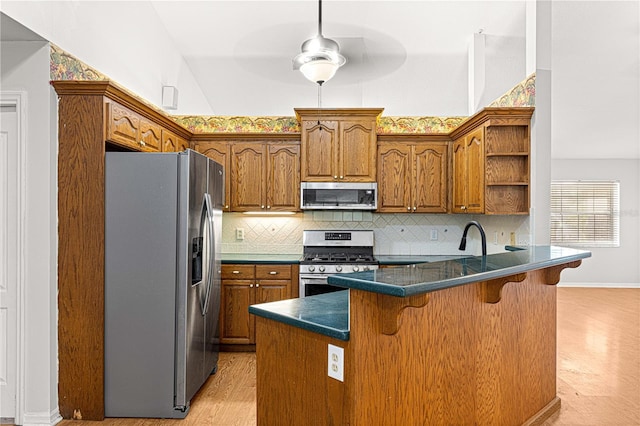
[[249, 246, 591, 425]]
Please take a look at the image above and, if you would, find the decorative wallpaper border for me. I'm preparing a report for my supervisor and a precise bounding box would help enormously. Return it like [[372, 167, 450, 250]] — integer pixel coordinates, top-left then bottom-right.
[[377, 116, 466, 134], [50, 44, 108, 81], [49, 44, 535, 134], [173, 116, 301, 133], [488, 73, 536, 108]]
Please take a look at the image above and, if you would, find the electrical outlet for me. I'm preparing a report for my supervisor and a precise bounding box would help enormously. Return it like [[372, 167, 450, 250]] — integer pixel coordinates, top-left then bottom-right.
[[327, 344, 344, 382], [510, 232, 516, 245], [430, 229, 438, 241], [236, 228, 244, 240], [493, 231, 498, 245], [517, 234, 530, 246]]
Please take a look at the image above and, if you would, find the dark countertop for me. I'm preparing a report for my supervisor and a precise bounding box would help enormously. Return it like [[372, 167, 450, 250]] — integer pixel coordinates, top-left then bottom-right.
[[248, 290, 349, 341], [377, 254, 471, 265], [329, 246, 591, 297], [249, 246, 591, 340], [221, 253, 301, 264]]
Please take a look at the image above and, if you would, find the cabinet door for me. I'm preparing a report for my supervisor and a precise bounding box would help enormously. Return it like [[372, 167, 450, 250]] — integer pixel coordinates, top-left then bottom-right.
[[339, 120, 377, 182], [266, 144, 300, 211], [196, 142, 231, 211], [377, 143, 412, 213], [107, 102, 141, 149], [231, 143, 266, 211], [452, 137, 467, 213], [138, 118, 162, 152], [301, 120, 338, 181], [162, 130, 189, 152], [255, 280, 290, 304], [220, 279, 255, 344], [413, 143, 448, 213], [464, 127, 485, 214]]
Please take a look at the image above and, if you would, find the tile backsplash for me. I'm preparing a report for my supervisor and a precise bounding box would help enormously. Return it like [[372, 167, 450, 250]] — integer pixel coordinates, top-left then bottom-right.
[[222, 212, 530, 257]]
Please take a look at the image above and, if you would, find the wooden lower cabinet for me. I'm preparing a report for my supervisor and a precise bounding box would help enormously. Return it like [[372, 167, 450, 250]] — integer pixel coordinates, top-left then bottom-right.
[[220, 263, 297, 349]]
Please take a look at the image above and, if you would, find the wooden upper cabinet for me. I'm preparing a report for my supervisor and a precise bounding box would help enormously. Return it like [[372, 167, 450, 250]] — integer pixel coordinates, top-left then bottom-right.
[[412, 142, 448, 213], [106, 101, 161, 151], [378, 140, 448, 213], [162, 130, 189, 152], [266, 144, 300, 211], [296, 108, 383, 182], [229, 141, 300, 212], [377, 143, 412, 212], [451, 110, 532, 215], [194, 141, 231, 211], [231, 143, 266, 212], [340, 120, 378, 181], [452, 127, 485, 214], [300, 121, 338, 181]]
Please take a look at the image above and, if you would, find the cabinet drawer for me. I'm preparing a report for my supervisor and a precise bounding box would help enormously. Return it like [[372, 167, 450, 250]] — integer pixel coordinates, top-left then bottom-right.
[[221, 264, 255, 279], [256, 264, 292, 280]]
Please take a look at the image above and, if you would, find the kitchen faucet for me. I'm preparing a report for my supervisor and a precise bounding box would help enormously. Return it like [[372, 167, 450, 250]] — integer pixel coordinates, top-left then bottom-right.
[[459, 221, 487, 256]]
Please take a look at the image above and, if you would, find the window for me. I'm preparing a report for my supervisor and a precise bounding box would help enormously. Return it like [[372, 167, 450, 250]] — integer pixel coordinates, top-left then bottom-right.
[[550, 181, 620, 247]]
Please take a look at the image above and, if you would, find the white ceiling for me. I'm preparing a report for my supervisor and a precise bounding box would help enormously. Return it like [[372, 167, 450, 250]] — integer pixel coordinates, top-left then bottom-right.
[[149, 0, 526, 109]]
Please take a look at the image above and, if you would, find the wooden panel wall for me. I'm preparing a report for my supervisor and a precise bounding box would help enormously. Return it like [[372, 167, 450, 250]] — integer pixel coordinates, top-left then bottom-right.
[[255, 268, 560, 425], [347, 269, 557, 425], [57, 94, 106, 420]]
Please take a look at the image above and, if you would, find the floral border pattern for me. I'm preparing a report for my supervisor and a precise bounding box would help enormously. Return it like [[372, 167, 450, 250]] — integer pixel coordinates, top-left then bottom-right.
[[377, 116, 466, 134], [173, 116, 301, 133], [50, 44, 534, 134], [50, 44, 108, 81], [488, 73, 536, 108]]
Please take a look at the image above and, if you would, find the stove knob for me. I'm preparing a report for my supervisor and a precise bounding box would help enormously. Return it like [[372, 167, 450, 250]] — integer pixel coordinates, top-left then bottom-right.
[[319, 266, 326, 273], [308, 265, 315, 272], [336, 266, 343, 272], [353, 266, 360, 272]]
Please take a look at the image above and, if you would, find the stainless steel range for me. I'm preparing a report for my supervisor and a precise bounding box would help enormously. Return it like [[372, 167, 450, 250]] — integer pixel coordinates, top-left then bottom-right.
[[300, 230, 378, 297]]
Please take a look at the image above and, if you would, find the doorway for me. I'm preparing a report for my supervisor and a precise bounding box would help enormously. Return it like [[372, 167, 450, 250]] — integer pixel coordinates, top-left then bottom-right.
[[0, 92, 25, 424]]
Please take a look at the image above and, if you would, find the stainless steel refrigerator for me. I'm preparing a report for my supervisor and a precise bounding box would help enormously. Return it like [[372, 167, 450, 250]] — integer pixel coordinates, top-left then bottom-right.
[[105, 149, 223, 418]]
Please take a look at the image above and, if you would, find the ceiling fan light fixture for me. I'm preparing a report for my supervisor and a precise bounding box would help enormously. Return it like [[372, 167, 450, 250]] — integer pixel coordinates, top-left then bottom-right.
[[293, 0, 346, 85], [300, 59, 340, 85]]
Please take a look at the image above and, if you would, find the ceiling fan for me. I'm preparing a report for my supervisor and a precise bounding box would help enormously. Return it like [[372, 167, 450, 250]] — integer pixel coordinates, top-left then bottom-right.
[[292, 0, 346, 85]]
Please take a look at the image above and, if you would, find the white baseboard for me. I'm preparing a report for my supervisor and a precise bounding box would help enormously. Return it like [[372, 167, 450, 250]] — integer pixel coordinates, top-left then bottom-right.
[[558, 282, 640, 288], [21, 408, 62, 426]]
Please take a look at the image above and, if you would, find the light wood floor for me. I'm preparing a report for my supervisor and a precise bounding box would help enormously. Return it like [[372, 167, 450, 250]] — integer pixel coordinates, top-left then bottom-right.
[[54, 287, 638, 426]]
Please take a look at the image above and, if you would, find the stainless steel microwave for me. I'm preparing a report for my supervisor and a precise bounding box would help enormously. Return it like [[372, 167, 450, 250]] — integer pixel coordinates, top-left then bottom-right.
[[300, 182, 377, 210]]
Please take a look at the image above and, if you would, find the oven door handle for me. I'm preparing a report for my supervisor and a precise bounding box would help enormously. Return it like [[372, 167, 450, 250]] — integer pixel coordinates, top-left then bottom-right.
[[300, 275, 332, 283]]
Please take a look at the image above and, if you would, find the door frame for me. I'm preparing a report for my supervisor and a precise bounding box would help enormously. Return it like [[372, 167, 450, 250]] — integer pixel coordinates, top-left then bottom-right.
[[0, 91, 27, 425]]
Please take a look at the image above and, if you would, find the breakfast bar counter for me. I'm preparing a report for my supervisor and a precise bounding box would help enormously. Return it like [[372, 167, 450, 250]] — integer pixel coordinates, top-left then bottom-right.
[[250, 246, 591, 425]]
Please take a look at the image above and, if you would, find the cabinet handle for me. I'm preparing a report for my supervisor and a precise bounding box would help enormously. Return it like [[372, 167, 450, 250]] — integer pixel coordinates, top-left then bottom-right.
[[261, 205, 265, 209], [139, 140, 146, 147], [339, 176, 344, 179], [333, 175, 338, 179], [462, 206, 467, 211], [255, 283, 260, 288], [267, 205, 271, 209], [225, 205, 229, 209], [250, 284, 254, 288], [413, 206, 417, 211], [269, 271, 278, 275], [407, 207, 411, 211], [232, 270, 241, 274]]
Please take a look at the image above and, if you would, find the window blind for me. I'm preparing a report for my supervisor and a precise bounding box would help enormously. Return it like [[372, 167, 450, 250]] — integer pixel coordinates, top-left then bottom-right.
[[550, 181, 620, 247]]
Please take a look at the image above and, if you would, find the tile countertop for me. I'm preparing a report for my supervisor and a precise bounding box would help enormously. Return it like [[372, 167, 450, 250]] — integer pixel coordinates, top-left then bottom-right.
[[249, 246, 591, 340]]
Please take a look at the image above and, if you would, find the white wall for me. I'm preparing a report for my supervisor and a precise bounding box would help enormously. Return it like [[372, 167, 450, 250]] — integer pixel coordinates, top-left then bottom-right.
[[0, 1, 213, 115], [550, 1, 640, 286], [0, 41, 60, 425]]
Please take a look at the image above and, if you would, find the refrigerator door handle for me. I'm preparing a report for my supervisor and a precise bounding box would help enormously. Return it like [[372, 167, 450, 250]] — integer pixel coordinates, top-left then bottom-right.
[[201, 192, 215, 316]]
